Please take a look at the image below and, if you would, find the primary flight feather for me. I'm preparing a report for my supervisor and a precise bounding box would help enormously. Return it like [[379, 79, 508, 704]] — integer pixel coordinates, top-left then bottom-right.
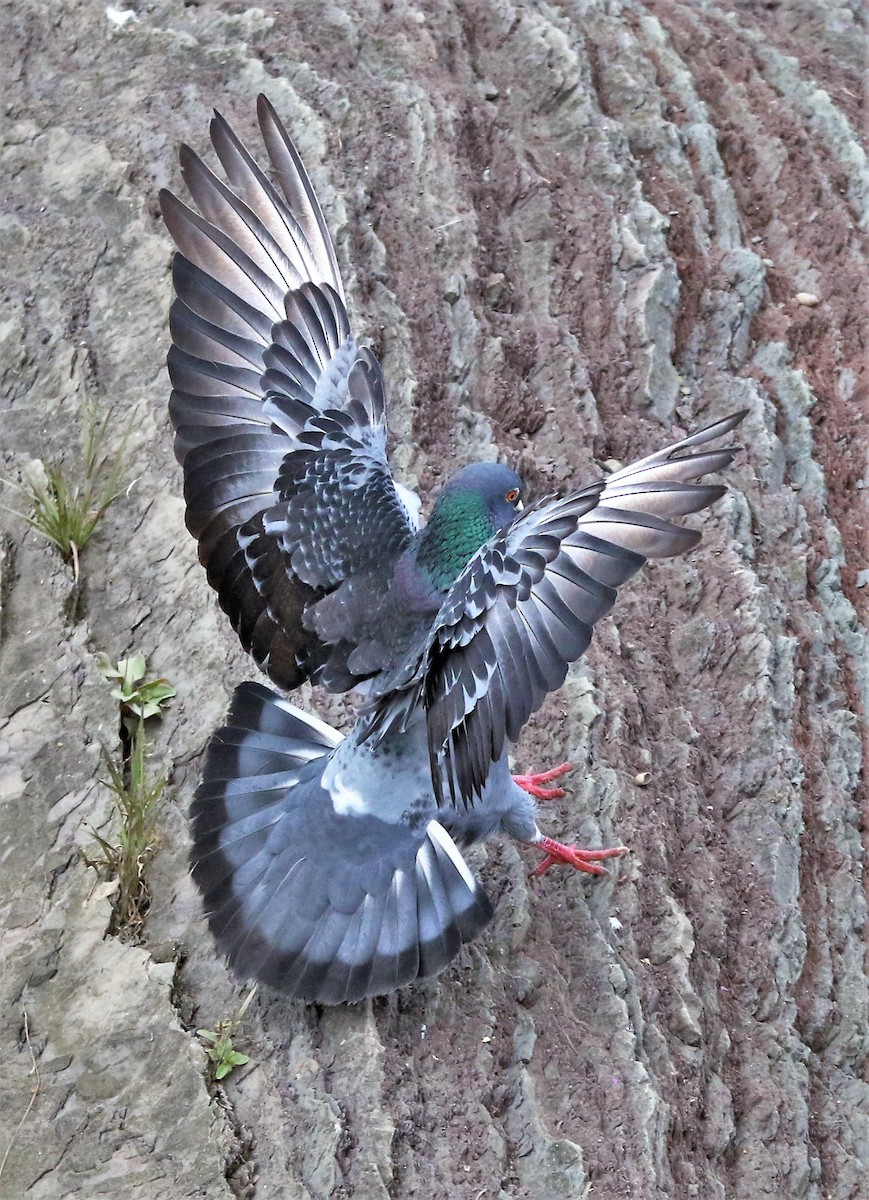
[[161, 96, 746, 1004]]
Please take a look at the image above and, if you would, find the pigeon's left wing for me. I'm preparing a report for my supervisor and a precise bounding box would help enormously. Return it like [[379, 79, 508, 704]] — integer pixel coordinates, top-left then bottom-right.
[[160, 97, 418, 691], [384, 411, 746, 807]]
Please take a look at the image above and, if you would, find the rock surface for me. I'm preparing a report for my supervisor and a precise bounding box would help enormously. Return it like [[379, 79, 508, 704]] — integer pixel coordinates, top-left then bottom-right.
[[1, 1, 865, 1198]]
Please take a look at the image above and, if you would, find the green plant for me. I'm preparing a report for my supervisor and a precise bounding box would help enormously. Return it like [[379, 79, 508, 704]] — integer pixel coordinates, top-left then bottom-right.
[[3, 398, 132, 578], [198, 986, 257, 1081], [83, 653, 175, 935], [83, 718, 166, 935], [96, 653, 177, 736]]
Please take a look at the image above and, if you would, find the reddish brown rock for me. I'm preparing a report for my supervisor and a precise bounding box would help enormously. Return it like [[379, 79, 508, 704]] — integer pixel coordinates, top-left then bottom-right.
[[1, 2, 865, 1199]]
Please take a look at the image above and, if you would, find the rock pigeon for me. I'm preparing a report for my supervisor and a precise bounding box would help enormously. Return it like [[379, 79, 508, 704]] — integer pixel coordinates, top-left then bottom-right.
[[160, 97, 746, 1004]]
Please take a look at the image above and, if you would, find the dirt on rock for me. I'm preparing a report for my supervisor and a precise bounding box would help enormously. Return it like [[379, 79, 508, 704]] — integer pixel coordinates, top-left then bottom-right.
[[1, 2, 866, 1199]]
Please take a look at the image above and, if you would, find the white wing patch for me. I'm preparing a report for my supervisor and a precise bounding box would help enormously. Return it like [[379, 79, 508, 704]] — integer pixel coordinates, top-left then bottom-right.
[[325, 763, 372, 816], [394, 481, 423, 531]]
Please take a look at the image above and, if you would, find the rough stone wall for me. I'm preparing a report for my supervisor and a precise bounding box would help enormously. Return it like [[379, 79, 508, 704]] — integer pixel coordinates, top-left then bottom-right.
[[0, 2, 865, 1198]]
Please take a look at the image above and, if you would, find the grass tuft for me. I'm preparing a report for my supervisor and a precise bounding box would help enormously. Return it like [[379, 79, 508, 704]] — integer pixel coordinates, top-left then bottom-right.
[[84, 719, 166, 936], [4, 398, 132, 578], [83, 653, 175, 936]]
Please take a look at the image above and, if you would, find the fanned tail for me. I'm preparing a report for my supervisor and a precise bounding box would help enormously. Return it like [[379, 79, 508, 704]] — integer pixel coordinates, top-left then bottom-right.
[[190, 683, 493, 1003]]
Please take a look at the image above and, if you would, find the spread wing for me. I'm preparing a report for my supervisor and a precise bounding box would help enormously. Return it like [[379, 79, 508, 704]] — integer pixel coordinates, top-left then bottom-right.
[[372, 411, 746, 808], [160, 95, 417, 690]]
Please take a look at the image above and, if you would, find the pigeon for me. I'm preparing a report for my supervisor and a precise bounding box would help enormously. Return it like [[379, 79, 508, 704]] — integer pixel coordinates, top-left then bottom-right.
[[160, 97, 746, 1004]]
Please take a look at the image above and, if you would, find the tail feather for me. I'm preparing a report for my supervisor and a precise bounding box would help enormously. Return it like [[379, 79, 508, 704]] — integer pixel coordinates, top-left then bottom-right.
[[324, 892, 389, 1002], [415, 841, 464, 978], [190, 682, 493, 1003]]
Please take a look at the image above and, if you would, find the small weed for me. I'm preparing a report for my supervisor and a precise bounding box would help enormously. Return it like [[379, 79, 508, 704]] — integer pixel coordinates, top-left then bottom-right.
[[198, 1029, 251, 1082], [83, 653, 174, 936], [198, 986, 257, 1081], [83, 719, 166, 935], [96, 653, 177, 737], [3, 397, 133, 578]]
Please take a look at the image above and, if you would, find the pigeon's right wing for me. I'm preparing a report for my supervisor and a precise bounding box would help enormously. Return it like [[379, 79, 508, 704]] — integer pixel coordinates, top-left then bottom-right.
[[161, 97, 417, 690], [383, 411, 747, 807]]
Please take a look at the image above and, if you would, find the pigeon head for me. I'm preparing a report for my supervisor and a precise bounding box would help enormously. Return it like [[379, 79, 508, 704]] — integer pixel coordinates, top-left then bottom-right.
[[414, 462, 524, 592], [442, 463, 524, 529]]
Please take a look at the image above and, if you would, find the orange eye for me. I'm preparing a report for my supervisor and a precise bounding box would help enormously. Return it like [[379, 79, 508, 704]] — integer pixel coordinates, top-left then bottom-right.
[[505, 487, 520, 503]]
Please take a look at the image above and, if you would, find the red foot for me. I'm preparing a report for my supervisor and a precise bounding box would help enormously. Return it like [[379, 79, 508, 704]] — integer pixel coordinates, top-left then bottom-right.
[[513, 761, 573, 801], [531, 835, 628, 878]]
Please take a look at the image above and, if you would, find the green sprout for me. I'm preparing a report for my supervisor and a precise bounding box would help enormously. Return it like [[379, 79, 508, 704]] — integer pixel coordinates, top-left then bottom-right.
[[198, 986, 258, 1081], [96, 653, 177, 735]]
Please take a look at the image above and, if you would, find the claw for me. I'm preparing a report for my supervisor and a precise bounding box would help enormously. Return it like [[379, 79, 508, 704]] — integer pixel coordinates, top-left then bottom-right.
[[513, 761, 573, 801], [531, 835, 628, 878]]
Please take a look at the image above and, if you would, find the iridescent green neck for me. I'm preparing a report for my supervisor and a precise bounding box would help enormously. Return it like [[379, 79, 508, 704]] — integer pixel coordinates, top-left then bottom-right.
[[415, 489, 495, 592]]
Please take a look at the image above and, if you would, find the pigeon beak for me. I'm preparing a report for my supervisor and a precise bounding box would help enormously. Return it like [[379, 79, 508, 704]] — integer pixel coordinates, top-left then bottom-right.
[[517, 499, 524, 510]]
